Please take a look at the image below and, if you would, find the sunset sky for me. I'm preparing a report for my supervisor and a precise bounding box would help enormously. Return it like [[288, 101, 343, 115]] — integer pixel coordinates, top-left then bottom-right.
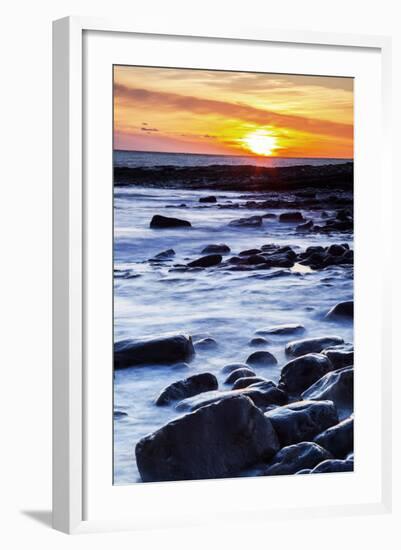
[[114, 66, 353, 159]]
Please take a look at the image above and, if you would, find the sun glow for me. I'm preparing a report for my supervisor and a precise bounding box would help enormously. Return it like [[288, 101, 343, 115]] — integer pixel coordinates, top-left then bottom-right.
[[242, 129, 278, 156]]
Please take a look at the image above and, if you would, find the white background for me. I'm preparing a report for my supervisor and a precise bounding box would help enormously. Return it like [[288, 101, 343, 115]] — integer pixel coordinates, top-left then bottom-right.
[[0, 0, 399, 548]]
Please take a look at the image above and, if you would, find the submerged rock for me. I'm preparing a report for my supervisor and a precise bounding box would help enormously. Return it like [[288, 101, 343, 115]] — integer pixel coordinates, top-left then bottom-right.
[[246, 350, 278, 367], [199, 195, 217, 203], [256, 324, 306, 336], [229, 215, 263, 227], [136, 395, 280, 482], [326, 301, 354, 321], [150, 214, 192, 228], [114, 333, 195, 368], [114, 410, 128, 419], [263, 442, 332, 476], [279, 353, 333, 394], [155, 372, 218, 406], [314, 416, 354, 458], [194, 337, 218, 350], [224, 368, 256, 385], [310, 459, 353, 474], [279, 212, 304, 223], [201, 243, 231, 254], [221, 362, 250, 374], [187, 254, 222, 268], [302, 366, 353, 420], [265, 400, 339, 447], [296, 220, 314, 232], [248, 337, 270, 346], [151, 248, 176, 260], [285, 335, 344, 358]]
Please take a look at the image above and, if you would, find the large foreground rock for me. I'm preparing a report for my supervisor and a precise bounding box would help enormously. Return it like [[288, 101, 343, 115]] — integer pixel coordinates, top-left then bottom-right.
[[263, 442, 332, 476], [136, 395, 280, 482], [285, 336, 344, 358], [114, 333, 195, 368], [155, 372, 218, 406], [302, 367, 353, 419], [314, 416, 354, 458], [279, 353, 333, 394], [150, 214, 192, 228], [265, 400, 338, 446]]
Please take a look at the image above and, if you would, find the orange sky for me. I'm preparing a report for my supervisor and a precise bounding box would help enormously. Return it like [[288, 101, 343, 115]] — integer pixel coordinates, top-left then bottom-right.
[[114, 65, 353, 159]]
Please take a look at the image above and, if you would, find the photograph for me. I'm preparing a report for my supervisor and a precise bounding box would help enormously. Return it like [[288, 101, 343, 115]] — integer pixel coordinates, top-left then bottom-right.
[[112, 65, 354, 484]]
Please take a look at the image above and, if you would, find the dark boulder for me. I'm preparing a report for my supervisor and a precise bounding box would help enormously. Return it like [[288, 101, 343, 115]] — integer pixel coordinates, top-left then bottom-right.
[[285, 336, 344, 358], [239, 248, 262, 256], [327, 244, 347, 256], [302, 366, 353, 420], [187, 254, 222, 268], [279, 212, 304, 223], [229, 215, 263, 227], [232, 376, 272, 390], [265, 400, 339, 447], [263, 442, 332, 476], [256, 324, 306, 336], [224, 368, 256, 385], [150, 215, 191, 228], [155, 372, 218, 406], [114, 333, 195, 368], [201, 243, 231, 254], [199, 195, 217, 203], [322, 344, 353, 369], [136, 396, 280, 481], [279, 353, 333, 394], [314, 416, 354, 458], [221, 362, 249, 375], [246, 351, 278, 367], [325, 301, 354, 321], [310, 459, 353, 474], [114, 410, 128, 418]]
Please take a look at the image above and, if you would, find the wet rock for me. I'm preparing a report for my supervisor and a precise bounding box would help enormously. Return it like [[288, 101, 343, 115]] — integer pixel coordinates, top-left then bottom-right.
[[322, 344, 353, 369], [256, 324, 306, 336], [310, 459, 353, 474], [314, 416, 354, 458], [199, 195, 217, 203], [295, 468, 312, 474], [263, 442, 332, 476], [302, 367, 353, 420], [114, 410, 128, 418], [285, 336, 344, 358], [224, 368, 255, 385], [279, 353, 333, 394], [325, 301, 354, 321], [136, 395, 280, 482], [229, 215, 263, 227], [279, 212, 304, 223], [151, 248, 176, 260], [187, 254, 222, 268], [327, 244, 347, 256], [201, 243, 231, 254], [262, 213, 277, 219], [242, 254, 267, 266], [232, 376, 272, 390], [246, 350, 278, 367], [260, 243, 281, 253], [239, 248, 262, 256], [194, 337, 218, 350], [114, 333, 195, 368], [155, 372, 218, 406], [150, 215, 192, 228], [248, 337, 270, 346], [296, 220, 313, 232], [221, 362, 249, 375], [265, 400, 339, 447]]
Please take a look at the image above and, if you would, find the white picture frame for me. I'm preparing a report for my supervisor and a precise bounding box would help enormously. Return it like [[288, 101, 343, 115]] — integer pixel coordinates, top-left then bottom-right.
[[52, 16, 392, 534]]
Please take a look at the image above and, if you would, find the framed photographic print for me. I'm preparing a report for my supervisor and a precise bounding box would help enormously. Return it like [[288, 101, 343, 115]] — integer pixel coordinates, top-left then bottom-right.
[[52, 17, 392, 534]]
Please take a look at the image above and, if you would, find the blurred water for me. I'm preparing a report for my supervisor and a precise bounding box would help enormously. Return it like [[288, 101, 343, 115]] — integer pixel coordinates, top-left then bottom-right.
[[113, 185, 353, 484]]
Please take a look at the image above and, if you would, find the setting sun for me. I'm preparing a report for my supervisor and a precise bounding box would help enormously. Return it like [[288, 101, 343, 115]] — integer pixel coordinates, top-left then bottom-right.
[[242, 129, 278, 156]]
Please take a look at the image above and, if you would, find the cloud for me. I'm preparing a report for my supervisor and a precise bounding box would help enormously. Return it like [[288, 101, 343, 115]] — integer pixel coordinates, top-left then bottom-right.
[[114, 83, 352, 139]]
